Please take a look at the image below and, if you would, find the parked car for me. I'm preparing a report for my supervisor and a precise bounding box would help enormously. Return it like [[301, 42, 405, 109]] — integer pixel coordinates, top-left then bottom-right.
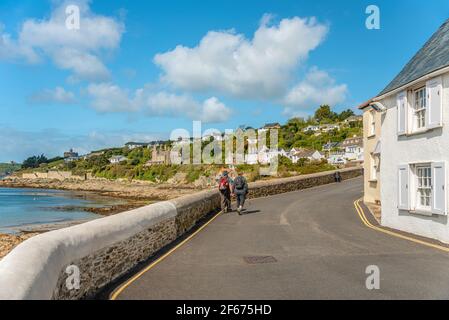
[[330, 157, 347, 165]]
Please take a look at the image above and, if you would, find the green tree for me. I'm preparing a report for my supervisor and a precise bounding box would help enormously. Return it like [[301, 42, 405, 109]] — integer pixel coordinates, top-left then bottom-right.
[[338, 109, 355, 121], [22, 154, 48, 169], [314, 105, 337, 123]]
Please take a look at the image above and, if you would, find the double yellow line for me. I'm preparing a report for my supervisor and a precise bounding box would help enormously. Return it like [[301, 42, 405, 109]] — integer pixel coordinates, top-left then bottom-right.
[[110, 210, 223, 300], [354, 198, 449, 253]]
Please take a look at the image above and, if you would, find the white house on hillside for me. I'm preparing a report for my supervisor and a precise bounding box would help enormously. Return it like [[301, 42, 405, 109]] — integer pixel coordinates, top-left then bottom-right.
[[245, 138, 259, 164], [256, 146, 288, 164], [340, 136, 364, 161], [109, 155, 128, 164], [290, 149, 324, 163], [125, 142, 148, 149], [303, 125, 320, 133], [368, 19, 449, 243], [320, 124, 340, 132]]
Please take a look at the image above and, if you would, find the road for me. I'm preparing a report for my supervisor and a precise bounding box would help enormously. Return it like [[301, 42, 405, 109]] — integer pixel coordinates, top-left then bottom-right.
[[113, 177, 449, 299]]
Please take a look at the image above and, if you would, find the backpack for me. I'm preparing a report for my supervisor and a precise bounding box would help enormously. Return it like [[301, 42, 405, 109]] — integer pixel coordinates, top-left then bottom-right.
[[234, 176, 245, 190], [219, 177, 229, 191]]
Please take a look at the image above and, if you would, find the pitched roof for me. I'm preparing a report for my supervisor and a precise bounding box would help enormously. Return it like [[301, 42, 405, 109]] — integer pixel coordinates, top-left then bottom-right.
[[125, 142, 148, 146], [263, 122, 281, 128], [344, 115, 362, 121], [110, 155, 128, 161], [320, 123, 339, 128], [293, 149, 320, 158], [379, 19, 449, 96], [323, 142, 339, 149], [341, 136, 363, 147]]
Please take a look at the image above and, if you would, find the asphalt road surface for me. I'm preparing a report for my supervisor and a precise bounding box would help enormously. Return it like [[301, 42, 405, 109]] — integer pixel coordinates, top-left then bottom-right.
[[114, 177, 449, 299]]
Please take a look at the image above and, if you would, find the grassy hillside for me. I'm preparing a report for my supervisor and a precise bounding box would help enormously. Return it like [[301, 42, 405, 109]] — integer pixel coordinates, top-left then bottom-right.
[[0, 163, 21, 177], [278, 117, 362, 151], [16, 105, 361, 183]]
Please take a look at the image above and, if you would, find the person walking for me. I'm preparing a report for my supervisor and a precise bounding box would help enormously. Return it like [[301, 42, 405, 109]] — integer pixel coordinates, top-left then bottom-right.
[[218, 170, 232, 213], [233, 171, 248, 215], [334, 171, 342, 183]]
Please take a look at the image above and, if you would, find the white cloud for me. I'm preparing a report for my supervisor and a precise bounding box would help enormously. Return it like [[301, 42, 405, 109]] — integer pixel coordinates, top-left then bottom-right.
[[145, 93, 232, 122], [86, 83, 232, 123], [0, 26, 39, 62], [154, 15, 328, 99], [200, 97, 233, 123], [144, 91, 199, 116], [0, 0, 124, 81], [283, 68, 348, 117], [87, 83, 136, 112], [29, 86, 76, 104]]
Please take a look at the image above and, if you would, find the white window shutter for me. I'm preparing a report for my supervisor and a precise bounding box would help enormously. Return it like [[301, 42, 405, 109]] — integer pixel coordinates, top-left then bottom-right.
[[398, 165, 410, 210], [397, 92, 407, 135], [432, 162, 447, 215], [426, 77, 443, 129]]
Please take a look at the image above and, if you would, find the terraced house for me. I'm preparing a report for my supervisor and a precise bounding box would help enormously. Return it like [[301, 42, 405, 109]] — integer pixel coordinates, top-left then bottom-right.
[[359, 100, 382, 206], [365, 19, 449, 243]]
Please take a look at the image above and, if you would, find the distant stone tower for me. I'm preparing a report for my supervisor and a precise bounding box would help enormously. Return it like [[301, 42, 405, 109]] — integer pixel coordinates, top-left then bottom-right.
[[152, 145, 158, 160], [146, 144, 171, 166]]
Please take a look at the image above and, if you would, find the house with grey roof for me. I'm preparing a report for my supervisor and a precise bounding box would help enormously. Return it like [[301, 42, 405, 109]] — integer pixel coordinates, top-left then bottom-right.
[[343, 115, 363, 124], [263, 122, 281, 129], [319, 123, 340, 132], [289, 149, 324, 164], [362, 19, 449, 243], [322, 141, 339, 152], [303, 125, 320, 133]]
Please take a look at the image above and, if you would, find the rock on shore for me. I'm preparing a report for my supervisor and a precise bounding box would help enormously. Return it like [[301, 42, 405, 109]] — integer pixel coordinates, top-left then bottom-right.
[[0, 177, 209, 200]]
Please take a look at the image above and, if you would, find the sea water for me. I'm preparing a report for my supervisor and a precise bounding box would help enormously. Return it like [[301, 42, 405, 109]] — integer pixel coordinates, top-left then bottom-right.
[[0, 187, 120, 233]]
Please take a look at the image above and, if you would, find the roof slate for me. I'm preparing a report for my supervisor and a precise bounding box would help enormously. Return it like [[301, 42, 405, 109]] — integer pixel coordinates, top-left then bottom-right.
[[379, 19, 449, 96]]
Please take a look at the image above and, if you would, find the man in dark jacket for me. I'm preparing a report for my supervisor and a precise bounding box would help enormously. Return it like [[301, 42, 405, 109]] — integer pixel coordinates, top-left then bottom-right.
[[233, 171, 248, 215], [334, 171, 342, 183]]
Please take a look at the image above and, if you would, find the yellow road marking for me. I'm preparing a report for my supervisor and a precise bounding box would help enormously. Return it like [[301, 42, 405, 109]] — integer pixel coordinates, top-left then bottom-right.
[[110, 210, 223, 300], [354, 198, 449, 253]]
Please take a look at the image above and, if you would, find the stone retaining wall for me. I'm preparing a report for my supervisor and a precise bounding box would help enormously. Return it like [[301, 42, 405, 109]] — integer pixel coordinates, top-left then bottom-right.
[[0, 167, 361, 300], [22, 171, 88, 181], [248, 167, 362, 198]]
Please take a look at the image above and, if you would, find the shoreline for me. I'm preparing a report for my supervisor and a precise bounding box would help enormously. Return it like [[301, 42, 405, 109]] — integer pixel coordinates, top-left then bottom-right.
[[0, 201, 151, 236], [0, 177, 208, 201], [0, 178, 206, 260]]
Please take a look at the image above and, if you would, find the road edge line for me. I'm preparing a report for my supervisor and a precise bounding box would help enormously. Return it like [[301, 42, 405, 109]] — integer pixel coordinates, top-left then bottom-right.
[[354, 198, 449, 253], [109, 209, 223, 300]]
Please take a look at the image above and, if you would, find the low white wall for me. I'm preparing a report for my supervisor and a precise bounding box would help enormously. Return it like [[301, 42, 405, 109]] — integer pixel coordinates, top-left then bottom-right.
[[0, 202, 177, 300]]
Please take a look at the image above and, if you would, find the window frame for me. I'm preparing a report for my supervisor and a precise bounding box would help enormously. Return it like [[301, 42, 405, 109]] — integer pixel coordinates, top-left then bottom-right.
[[370, 154, 378, 181], [397, 76, 443, 136], [415, 164, 432, 212], [412, 86, 427, 131], [369, 109, 376, 137]]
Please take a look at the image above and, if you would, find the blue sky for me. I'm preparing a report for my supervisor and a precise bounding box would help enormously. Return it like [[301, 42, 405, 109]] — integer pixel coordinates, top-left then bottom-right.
[[0, 0, 448, 162]]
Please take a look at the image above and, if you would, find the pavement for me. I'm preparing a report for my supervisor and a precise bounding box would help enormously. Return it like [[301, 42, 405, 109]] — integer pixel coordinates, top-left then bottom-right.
[[112, 177, 449, 300]]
